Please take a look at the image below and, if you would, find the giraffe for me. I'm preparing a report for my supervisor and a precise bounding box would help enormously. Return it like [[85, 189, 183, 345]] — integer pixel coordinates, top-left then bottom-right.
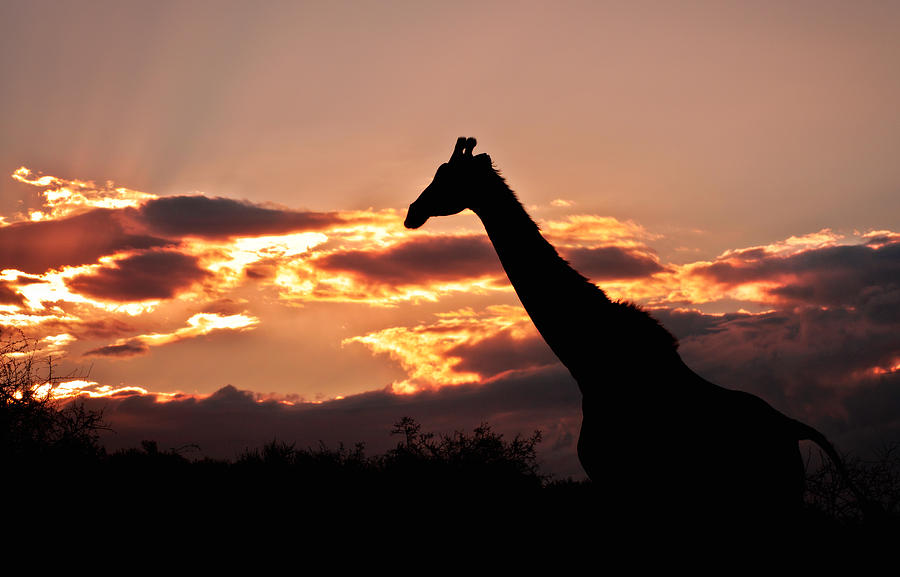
[[404, 137, 859, 523]]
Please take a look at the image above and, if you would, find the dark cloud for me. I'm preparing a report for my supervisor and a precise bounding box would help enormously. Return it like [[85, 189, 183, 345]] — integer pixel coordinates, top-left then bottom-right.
[[70, 318, 137, 340], [561, 246, 666, 280], [0, 209, 170, 274], [67, 250, 210, 301], [864, 232, 900, 248], [198, 298, 251, 316], [84, 340, 149, 358], [651, 308, 729, 340], [11, 274, 44, 285], [137, 196, 343, 239], [448, 331, 559, 378], [314, 236, 501, 285], [832, 372, 900, 451], [0, 281, 23, 305], [78, 367, 585, 479], [0, 196, 348, 275], [243, 258, 278, 281], [692, 240, 900, 308], [638, 298, 900, 463], [661, 304, 900, 441]]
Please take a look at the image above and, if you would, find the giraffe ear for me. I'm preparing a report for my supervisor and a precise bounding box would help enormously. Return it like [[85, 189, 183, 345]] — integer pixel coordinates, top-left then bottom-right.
[[464, 137, 477, 157]]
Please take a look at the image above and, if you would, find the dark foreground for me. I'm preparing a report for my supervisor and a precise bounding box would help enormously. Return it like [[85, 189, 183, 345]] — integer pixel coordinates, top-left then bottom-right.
[[9, 421, 899, 549]]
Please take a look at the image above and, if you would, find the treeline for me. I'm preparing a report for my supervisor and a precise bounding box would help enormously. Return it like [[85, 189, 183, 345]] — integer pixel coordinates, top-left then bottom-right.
[[89, 417, 552, 499], [3, 333, 898, 533]]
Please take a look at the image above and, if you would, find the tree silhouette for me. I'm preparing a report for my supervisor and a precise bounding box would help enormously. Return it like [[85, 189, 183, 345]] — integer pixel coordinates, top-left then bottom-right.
[[1, 330, 106, 470], [381, 417, 545, 494], [803, 444, 900, 527]]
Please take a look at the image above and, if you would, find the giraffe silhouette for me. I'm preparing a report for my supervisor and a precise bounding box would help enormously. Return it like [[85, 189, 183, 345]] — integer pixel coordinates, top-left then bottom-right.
[[405, 137, 860, 523]]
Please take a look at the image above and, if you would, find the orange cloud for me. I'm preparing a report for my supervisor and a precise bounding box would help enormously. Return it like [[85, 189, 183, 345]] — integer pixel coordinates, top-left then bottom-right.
[[542, 214, 661, 248], [343, 305, 549, 394], [84, 312, 259, 358], [0, 209, 171, 274], [668, 229, 899, 308], [67, 250, 211, 302], [12, 166, 156, 221], [31, 379, 169, 402]]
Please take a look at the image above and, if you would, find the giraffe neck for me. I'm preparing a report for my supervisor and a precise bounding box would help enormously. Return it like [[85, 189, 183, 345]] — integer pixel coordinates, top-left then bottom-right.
[[471, 173, 616, 378]]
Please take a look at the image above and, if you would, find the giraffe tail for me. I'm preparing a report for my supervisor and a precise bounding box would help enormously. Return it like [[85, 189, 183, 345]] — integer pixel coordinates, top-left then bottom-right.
[[792, 419, 883, 522]]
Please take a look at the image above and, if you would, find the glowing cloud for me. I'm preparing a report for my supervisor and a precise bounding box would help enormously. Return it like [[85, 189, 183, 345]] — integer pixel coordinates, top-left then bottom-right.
[[343, 305, 545, 394], [542, 214, 661, 248], [669, 229, 900, 308], [196, 231, 328, 288], [85, 312, 259, 357], [12, 167, 156, 221]]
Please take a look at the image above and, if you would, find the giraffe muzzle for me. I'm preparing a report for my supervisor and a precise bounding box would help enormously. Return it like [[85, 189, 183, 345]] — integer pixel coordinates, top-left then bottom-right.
[[404, 202, 428, 229]]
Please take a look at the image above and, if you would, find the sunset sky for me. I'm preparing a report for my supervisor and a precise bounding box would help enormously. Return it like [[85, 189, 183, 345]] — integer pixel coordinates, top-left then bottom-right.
[[2, 1, 898, 478]]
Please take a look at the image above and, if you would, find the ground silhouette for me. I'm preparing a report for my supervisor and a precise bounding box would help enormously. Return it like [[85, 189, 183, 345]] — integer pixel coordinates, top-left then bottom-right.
[[404, 137, 867, 525]]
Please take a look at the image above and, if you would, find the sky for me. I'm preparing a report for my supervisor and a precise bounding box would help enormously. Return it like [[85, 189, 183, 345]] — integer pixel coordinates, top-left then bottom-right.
[[1, 0, 899, 479]]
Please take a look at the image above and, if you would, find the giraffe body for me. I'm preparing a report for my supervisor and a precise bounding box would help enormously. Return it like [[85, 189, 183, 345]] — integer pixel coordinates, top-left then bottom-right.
[[405, 137, 848, 521]]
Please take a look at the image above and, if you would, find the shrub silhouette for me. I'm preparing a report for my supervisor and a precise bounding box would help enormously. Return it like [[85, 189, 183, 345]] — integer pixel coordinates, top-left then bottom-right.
[[380, 416, 544, 494], [803, 445, 900, 527], [1, 331, 106, 471], [225, 417, 543, 501]]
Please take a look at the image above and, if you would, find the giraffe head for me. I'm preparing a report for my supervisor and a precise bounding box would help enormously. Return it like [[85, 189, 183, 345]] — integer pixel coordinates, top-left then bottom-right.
[[404, 136, 492, 229]]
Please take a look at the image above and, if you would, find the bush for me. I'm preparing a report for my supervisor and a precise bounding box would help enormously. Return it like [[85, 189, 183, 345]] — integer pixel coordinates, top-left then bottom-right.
[[0, 330, 107, 468], [803, 444, 900, 526], [379, 416, 545, 493]]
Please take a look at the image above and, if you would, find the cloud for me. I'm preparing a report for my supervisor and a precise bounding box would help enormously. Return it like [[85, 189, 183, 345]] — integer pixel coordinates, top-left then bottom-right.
[[0, 209, 170, 274], [447, 330, 559, 378], [67, 250, 211, 302], [0, 280, 23, 305], [343, 305, 540, 393], [685, 234, 900, 308], [10, 167, 344, 239], [32, 378, 171, 402], [314, 235, 501, 287], [561, 246, 666, 280], [83, 340, 150, 358], [3, 167, 355, 283], [69, 318, 137, 340], [137, 195, 344, 239], [653, 302, 900, 429], [84, 312, 260, 358], [11, 166, 156, 221], [542, 214, 660, 246]]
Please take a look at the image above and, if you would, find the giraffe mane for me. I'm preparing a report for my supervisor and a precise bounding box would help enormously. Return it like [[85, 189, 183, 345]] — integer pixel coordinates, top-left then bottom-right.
[[482, 159, 679, 353]]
